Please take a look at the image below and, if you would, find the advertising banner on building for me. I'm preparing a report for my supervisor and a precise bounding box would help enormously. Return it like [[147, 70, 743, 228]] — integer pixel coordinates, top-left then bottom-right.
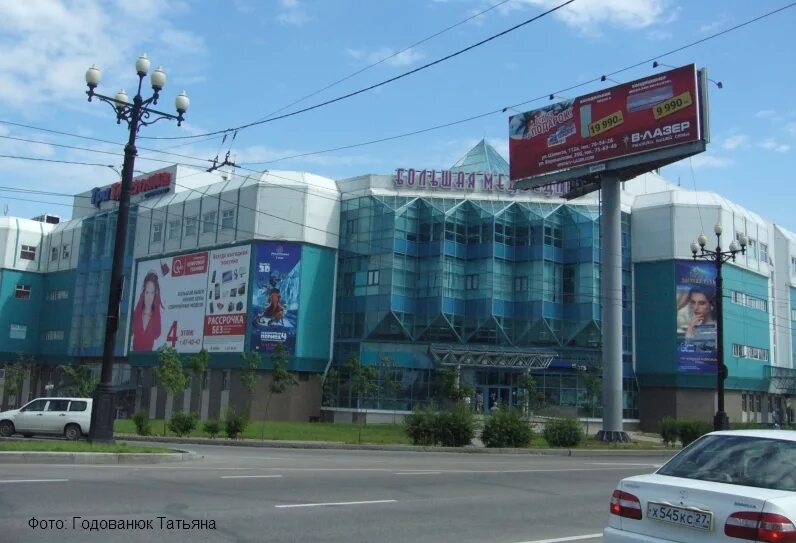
[[509, 64, 700, 181], [250, 241, 302, 354], [676, 260, 718, 373], [130, 244, 250, 354]]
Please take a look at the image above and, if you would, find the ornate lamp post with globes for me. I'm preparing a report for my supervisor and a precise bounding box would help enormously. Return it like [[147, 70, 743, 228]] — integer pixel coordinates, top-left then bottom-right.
[[84, 54, 190, 442], [690, 223, 747, 431]]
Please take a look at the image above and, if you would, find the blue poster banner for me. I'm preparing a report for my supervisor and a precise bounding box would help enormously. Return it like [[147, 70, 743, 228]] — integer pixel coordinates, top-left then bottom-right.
[[676, 260, 718, 373], [250, 241, 302, 354]]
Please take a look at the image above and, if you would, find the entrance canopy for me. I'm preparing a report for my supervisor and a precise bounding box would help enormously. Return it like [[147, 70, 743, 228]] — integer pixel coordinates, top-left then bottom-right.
[[429, 344, 556, 370]]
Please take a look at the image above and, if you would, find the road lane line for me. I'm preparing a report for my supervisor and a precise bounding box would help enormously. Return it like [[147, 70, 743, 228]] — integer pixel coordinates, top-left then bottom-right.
[[514, 533, 602, 543], [395, 472, 442, 476], [276, 500, 396, 509], [221, 475, 283, 479], [0, 479, 69, 484]]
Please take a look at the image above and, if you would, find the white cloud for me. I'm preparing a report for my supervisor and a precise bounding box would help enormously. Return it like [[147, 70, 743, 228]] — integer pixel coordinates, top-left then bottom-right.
[[688, 155, 733, 169], [346, 47, 425, 68], [760, 139, 791, 153], [277, 0, 309, 26], [755, 110, 778, 120], [499, 0, 671, 34], [697, 18, 726, 34], [721, 134, 750, 150], [0, 0, 205, 109]]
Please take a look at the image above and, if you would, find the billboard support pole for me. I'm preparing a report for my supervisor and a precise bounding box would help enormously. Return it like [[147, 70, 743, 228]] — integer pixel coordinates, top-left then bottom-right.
[[596, 173, 630, 443]]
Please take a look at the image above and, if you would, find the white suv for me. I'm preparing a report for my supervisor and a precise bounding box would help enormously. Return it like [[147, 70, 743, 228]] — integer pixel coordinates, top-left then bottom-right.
[[0, 397, 92, 440]]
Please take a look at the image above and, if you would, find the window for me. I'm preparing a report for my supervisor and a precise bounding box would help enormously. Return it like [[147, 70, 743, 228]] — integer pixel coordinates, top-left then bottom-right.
[[51, 246, 59, 262], [21, 399, 46, 412], [760, 242, 769, 264], [346, 218, 358, 235], [43, 330, 65, 341], [792, 257, 796, 276], [747, 238, 758, 260], [367, 269, 380, 286], [47, 400, 69, 412], [45, 289, 69, 301], [9, 323, 27, 339], [20, 245, 36, 261], [184, 215, 198, 237], [167, 219, 181, 240], [68, 401, 87, 412], [343, 272, 355, 296], [543, 225, 562, 248], [732, 343, 770, 361], [730, 290, 768, 311], [221, 209, 235, 230], [62, 243, 70, 260], [514, 276, 528, 292], [151, 222, 163, 243], [465, 274, 479, 290], [15, 284, 31, 300], [202, 211, 216, 233]]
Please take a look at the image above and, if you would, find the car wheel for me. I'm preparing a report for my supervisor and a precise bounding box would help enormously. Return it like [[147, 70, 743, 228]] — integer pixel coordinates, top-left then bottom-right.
[[64, 424, 82, 441], [0, 420, 13, 438]]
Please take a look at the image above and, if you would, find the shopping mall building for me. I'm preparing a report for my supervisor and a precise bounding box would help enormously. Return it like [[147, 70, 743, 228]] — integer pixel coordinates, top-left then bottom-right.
[[0, 141, 793, 431]]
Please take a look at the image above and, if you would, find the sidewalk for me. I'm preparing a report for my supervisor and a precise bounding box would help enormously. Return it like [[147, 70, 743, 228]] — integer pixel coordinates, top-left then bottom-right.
[[117, 433, 676, 457]]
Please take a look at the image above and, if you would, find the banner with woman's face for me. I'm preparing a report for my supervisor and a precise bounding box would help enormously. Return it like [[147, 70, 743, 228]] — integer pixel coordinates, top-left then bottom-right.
[[675, 261, 718, 373]]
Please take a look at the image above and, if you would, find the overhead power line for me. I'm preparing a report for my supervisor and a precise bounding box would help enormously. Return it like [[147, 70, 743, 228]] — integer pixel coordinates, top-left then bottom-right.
[[138, 0, 576, 141]]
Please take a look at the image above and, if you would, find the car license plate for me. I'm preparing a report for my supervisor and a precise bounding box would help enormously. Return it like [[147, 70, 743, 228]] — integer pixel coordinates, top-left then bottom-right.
[[647, 502, 712, 531]]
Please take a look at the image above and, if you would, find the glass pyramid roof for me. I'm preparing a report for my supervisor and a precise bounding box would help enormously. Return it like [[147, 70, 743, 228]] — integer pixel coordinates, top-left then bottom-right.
[[450, 139, 509, 175]]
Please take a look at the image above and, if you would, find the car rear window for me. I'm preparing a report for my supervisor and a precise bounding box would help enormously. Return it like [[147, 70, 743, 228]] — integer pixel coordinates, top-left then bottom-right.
[[68, 401, 87, 412], [658, 435, 796, 492]]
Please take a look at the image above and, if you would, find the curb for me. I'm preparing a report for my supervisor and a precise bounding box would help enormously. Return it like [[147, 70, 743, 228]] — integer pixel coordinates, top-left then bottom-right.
[[0, 449, 198, 464], [117, 435, 677, 458]]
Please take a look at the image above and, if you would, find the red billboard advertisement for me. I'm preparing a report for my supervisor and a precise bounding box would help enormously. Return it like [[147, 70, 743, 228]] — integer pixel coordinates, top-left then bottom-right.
[[509, 64, 701, 181]]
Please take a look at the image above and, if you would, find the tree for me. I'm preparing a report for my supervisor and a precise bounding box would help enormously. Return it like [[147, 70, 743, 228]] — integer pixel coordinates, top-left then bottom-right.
[[239, 352, 261, 415], [186, 349, 209, 416], [574, 363, 602, 436], [346, 356, 377, 443], [439, 367, 475, 406], [58, 364, 98, 398], [154, 346, 188, 435], [378, 357, 403, 424], [321, 368, 340, 407], [517, 373, 544, 416], [3, 359, 28, 408], [260, 345, 298, 439]]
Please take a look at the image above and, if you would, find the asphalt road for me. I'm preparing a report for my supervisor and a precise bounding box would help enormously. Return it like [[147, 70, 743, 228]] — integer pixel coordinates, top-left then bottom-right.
[[0, 443, 674, 543]]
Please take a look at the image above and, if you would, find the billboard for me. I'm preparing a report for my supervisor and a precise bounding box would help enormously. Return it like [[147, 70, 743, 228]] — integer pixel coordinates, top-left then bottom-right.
[[675, 261, 717, 373], [250, 241, 302, 354], [509, 64, 701, 181], [130, 245, 251, 354]]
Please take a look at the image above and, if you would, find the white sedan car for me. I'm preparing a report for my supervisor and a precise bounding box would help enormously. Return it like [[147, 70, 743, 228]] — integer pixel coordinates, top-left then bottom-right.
[[604, 430, 796, 543]]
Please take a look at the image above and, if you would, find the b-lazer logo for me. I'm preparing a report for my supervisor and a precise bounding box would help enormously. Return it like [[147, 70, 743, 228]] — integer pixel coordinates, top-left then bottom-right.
[[631, 121, 691, 143]]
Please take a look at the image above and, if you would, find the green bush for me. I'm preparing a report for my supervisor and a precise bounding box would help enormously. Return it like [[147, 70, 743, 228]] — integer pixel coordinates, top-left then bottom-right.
[[404, 406, 437, 446], [132, 409, 151, 436], [481, 408, 533, 448], [203, 420, 221, 439], [224, 407, 248, 439], [404, 406, 475, 447], [659, 417, 679, 447], [168, 411, 198, 437], [543, 417, 582, 447], [435, 406, 475, 447], [678, 419, 712, 446]]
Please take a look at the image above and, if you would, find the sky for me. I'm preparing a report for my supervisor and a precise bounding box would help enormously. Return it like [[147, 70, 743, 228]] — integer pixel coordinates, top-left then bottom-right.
[[0, 0, 794, 230]]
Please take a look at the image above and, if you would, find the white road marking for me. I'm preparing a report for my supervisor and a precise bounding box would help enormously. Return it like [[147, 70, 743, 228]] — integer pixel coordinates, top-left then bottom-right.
[[0, 479, 69, 484], [395, 471, 442, 476], [221, 475, 283, 479], [276, 499, 396, 509], [514, 533, 603, 543]]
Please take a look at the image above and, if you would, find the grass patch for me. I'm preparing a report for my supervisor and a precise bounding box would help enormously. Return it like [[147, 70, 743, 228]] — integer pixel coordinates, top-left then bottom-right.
[[114, 419, 411, 445], [0, 440, 170, 454]]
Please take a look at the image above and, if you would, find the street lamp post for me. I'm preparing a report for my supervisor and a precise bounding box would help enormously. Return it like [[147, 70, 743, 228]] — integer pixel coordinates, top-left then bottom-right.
[[84, 54, 190, 442], [690, 224, 747, 431]]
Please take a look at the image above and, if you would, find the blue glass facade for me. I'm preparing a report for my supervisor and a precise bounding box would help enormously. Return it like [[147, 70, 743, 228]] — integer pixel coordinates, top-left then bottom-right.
[[327, 191, 637, 418]]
